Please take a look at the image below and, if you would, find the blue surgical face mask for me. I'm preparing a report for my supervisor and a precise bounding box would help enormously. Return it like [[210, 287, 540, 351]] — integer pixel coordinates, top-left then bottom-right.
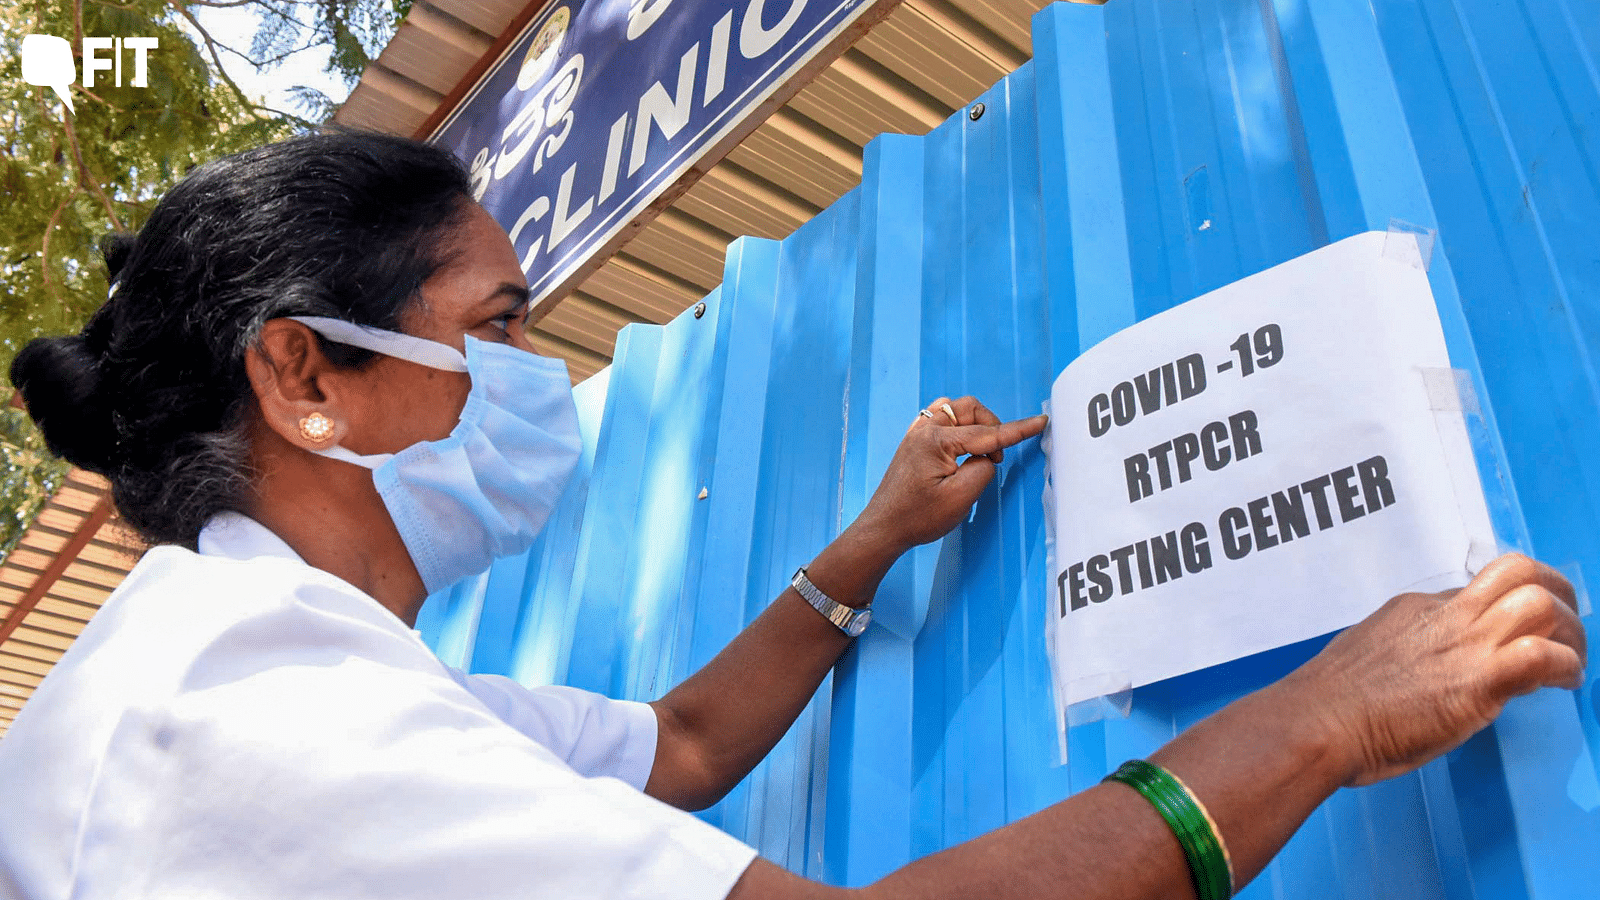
[[287, 316, 582, 594]]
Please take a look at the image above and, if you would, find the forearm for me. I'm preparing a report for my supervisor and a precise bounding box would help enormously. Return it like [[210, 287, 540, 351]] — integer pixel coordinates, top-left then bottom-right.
[[726, 555, 1582, 900], [860, 677, 1352, 900], [647, 519, 903, 809]]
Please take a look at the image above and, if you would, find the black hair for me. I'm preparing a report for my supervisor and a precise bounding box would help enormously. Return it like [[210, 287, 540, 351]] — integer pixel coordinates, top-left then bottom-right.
[[10, 129, 474, 547]]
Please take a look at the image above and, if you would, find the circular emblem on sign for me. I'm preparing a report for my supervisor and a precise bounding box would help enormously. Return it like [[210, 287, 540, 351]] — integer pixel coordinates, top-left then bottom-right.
[[517, 6, 571, 91]]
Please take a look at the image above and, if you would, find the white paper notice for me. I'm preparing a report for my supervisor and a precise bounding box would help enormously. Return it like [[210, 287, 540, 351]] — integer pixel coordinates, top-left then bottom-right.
[[1046, 232, 1495, 709]]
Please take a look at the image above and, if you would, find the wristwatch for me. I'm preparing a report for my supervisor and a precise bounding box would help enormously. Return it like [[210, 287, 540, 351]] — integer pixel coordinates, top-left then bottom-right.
[[792, 567, 873, 637]]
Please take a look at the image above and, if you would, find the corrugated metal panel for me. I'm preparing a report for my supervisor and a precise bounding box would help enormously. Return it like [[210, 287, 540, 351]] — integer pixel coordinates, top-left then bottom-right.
[[333, 0, 1064, 383], [415, 0, 1600, 894], [0, 472, 143, 739], [556, 0, 1060, 382]]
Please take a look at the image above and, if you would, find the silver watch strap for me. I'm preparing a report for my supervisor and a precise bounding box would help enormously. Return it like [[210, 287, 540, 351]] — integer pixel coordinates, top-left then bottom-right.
[[792, 567, 873, 637]]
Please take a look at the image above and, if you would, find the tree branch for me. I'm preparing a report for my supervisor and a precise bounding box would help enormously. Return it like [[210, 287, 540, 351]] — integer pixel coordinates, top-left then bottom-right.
[[249, 38, 327, 68], [77, 1, 312, 128], [176, 5, 277, 124], [201, 25, 324, 70], [35, 92, 66, 170], [257, 104, 318, 129], [72, 85, 119, 111], [39, 190, 80, 288], [59, 106, 125, 232], [180, 0, 304, 49]]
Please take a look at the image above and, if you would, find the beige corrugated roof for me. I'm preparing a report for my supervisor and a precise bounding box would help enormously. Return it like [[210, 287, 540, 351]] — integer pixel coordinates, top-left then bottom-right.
[[0, 471, 144, 737], [0, 0, 1083, 734]]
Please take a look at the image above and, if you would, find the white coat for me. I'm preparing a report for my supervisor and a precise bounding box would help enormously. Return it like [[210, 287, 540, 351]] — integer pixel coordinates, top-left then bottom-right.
[[0, 513, 757, 899]]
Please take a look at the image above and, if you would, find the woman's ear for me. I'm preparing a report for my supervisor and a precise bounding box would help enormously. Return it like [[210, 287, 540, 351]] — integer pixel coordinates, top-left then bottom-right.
[[246, 320, 351, 450]]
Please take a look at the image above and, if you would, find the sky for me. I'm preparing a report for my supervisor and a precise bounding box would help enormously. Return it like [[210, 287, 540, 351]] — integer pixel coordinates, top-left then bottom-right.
[[185, 3, 353, 117]]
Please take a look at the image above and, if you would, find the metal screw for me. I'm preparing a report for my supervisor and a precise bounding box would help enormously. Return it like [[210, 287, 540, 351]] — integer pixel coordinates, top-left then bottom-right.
[[969, 102, 986, 121], [693, 302, 706, 319]]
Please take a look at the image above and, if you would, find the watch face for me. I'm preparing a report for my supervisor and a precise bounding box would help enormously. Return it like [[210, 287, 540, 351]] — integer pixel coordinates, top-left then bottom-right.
[[846, 609, 872, 637]]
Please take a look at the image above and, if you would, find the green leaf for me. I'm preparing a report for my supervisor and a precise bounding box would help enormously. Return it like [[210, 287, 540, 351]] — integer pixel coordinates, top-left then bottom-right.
[[0, 0, 400, 554]]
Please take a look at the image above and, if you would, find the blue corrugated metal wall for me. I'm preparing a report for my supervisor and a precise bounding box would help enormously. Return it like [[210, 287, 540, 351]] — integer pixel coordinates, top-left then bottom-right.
[[415, 0, 1600, 895]]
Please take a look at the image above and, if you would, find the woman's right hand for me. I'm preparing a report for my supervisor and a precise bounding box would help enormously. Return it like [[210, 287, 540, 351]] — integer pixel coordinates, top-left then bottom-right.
[[1283, 553, 1587, 786], [728, 553, 1589, 900]]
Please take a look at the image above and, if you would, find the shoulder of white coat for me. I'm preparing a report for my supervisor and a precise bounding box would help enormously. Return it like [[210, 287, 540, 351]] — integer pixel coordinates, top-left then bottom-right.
[[98, 543, 384, 636], [0, 544, 416, 786], [80, 545, 433, 692], [89, 544, 477, 748]]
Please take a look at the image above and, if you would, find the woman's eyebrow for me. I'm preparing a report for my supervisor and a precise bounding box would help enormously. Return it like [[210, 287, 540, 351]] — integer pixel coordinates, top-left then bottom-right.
[[482, 283, 532, 312]]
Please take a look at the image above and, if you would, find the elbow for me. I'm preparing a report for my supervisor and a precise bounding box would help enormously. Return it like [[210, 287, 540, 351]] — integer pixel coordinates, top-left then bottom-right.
[[649, 755, 739, 811], [677, 781, 732, 813], [646, 704, 743, 811]]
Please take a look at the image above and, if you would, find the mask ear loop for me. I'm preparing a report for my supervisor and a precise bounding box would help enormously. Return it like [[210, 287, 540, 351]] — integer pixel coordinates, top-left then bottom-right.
[[315, 444, 394, 470], [286, 316, 469, 373], [284, 316, 471, 469]]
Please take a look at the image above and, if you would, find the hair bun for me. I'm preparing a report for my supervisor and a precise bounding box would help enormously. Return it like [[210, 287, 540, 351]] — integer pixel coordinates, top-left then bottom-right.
[[100, 232, 135, 286], [11, 334, 120, 474]]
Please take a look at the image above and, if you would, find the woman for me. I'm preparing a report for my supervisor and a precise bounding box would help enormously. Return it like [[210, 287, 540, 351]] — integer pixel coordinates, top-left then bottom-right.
[[0, 130, 1584, 900]]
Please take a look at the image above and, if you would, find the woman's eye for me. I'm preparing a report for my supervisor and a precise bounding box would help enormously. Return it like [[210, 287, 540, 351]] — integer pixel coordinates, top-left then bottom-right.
[[491, 311, 522, 335]]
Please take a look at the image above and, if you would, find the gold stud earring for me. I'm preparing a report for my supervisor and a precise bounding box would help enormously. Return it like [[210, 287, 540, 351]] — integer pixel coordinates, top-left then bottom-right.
[[299, 412, 335, 443]]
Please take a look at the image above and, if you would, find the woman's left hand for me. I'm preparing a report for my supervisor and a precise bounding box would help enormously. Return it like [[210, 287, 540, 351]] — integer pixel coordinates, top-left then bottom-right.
[[854, 396, 1048, 554]]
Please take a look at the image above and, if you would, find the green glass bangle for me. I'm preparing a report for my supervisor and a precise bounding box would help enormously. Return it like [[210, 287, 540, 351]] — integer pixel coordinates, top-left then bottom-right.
[[1104, 759, 1234, 900]]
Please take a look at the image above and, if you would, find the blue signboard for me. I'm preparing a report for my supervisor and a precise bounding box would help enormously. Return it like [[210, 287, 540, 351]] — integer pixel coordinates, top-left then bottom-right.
[[431, 0, 894, 308]]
